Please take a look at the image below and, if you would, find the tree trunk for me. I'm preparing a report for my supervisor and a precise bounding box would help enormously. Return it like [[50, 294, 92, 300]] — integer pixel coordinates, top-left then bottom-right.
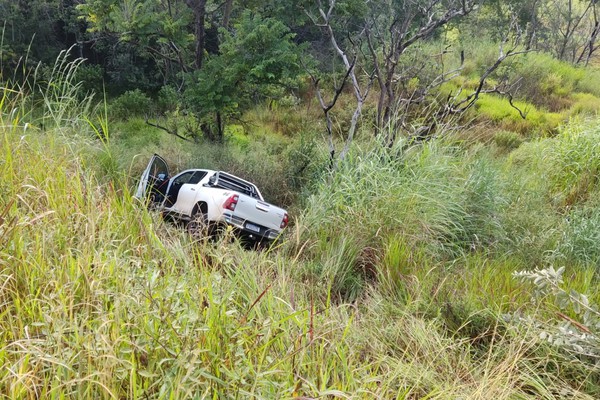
[[186, 0, 207, 69], [216, 111, 224, 142], [223, 0, 234, 29]]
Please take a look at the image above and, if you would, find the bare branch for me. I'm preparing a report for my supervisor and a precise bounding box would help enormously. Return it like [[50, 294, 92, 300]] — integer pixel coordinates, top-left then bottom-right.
[[448, 18, 530, 115], [145, 116, 194, 143]]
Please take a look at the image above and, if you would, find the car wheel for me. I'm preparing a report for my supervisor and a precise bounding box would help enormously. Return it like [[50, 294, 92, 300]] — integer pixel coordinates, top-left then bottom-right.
[[187, 211, 208, 241]]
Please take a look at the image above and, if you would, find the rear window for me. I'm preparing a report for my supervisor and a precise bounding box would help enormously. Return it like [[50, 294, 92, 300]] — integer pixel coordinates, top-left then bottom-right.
[[212, 172, 260, 199]]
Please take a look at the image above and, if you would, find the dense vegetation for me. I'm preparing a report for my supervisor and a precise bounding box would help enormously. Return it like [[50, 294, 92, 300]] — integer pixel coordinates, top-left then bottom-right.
[[2, 0, 600, 398]]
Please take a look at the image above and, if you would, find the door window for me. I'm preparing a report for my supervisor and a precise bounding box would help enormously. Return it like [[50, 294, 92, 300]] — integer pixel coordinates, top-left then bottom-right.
[[166, 171, 207, 206]]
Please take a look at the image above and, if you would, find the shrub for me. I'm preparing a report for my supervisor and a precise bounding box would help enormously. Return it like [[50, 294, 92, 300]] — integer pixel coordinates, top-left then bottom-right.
[[577, 68, 600, 97], [75, 63, 104, 96], [543, 121, 600, 207], [553, 206, 600, 267], [494, 130, 523, 151], [113, 117, 161, 149], [157, 85, 180, 114], [569, 93, 600, 116], [507, 53, 585, 102], [474, 94, 564, 136], [109, 89, 152, 120], [513, 266, 600, 374], [293, 140, 507, 275]]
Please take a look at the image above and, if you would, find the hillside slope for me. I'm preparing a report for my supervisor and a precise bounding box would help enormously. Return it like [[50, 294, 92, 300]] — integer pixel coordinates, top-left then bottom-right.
[[2, 105, 600, 397]]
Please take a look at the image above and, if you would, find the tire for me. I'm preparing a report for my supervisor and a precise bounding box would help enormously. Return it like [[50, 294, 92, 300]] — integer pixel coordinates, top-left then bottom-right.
[[187, 209, 209, 241]]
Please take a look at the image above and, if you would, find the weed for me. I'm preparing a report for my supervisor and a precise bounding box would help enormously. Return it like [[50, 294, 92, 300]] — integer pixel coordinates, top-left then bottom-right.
[[494, 130, 523, 151]]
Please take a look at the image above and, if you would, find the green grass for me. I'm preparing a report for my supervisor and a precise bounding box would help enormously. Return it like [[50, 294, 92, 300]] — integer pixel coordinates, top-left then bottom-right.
[[3, 50, 600, 398], [7, 127, 593, 398]]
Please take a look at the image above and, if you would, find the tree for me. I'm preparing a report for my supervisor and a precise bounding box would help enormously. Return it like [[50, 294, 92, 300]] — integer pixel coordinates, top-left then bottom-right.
[[540, 0, 594, 62], [305, 0, 480, 151], [183, 11, 302, 141], [363, 0, 477, 135], [76, 0, 195, 89], [185, 0, 208, 69], [306, 0, 372, 167], [577, 0, 599, 65], [0, 0, 82, 77]]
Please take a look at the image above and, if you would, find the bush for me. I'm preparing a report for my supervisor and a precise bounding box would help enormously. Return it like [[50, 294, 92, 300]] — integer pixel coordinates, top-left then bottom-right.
[[500, 53, 590, 112], [569, 93, 600, 116], [157, 85, 180, 114], [553, 207, 600, 267], [113, 117, 161, 149], [75, 64, 104, 96], [109, 89, 152, 120], [494, 130, 523, 151], [543, 121, 600, 207], [474, 94, 564, 136], [293, 140, 507, 277]]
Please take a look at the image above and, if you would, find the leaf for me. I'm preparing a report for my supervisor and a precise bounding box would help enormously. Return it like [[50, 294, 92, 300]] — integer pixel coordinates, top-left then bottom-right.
[[572, 344, 584, 353], [137, 369, 158, 378]]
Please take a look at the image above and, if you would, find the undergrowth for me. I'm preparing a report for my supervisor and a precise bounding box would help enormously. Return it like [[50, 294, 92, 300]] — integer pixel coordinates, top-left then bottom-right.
[[5, 127, 595, 398], [2, 51, 600, 398]]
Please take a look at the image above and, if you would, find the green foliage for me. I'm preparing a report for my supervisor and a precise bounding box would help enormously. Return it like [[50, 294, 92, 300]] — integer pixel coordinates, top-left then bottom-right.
[[521, 62, 579, 109], [74, 63, 105, 96], [294, 140, 508, 288], [7, 8, 600, 397], [113, 117, 161, 149], [109, 89, 152, 119], [474, 93, 563, 135], [378, 236, 429, 303], [500, 52, 594, 109], [221, 12, 301, 86], [542, 121, 600, 207], [513, 266, 600, 364], [156, 85, 180, 114], [554, 207, 600, 267], [569, 92, 600, 115], [493, 130, 523, 151], [4, 66, 600, 397], [184, 11, 303, 138], [247, 102, 308, 136], [0, 0, 74, 68], [24, 49, 96, 131], [76, 0, 189, 91], [458, 40, 600, 137], [575, 68, 600, 97], [5, 125, 577, 398]]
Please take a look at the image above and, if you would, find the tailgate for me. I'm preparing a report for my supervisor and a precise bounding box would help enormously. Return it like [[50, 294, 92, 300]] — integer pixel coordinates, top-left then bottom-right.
[[232, 195, 286, 232]]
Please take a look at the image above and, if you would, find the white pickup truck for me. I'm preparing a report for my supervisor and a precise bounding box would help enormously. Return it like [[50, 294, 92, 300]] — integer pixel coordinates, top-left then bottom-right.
[[135, 154, 289, 243]]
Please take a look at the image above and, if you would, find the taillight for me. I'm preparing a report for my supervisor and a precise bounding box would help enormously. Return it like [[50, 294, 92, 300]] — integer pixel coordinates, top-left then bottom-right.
[[280, 213, 289, 229], [223, 194, 239, 211]]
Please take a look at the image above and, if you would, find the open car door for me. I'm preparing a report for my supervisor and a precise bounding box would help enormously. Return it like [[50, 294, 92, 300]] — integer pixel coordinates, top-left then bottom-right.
[[134, 154, 169, 202]]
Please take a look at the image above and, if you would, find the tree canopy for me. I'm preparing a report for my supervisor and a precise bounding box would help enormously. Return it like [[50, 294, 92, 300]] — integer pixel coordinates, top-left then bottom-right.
[[1, 0, 599, 143]]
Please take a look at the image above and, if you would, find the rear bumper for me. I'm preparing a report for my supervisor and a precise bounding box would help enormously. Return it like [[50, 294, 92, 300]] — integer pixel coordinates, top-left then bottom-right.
[[222, 212, 281, 240]]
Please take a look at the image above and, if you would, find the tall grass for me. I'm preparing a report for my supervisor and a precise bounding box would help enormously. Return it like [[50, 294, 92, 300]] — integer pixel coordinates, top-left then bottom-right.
[[1, 47, 95, 133], [2, 52, 600, 398], [6, 127, 588, 398], [294, 140, 507, 267], [38, 48, 95, 130]]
